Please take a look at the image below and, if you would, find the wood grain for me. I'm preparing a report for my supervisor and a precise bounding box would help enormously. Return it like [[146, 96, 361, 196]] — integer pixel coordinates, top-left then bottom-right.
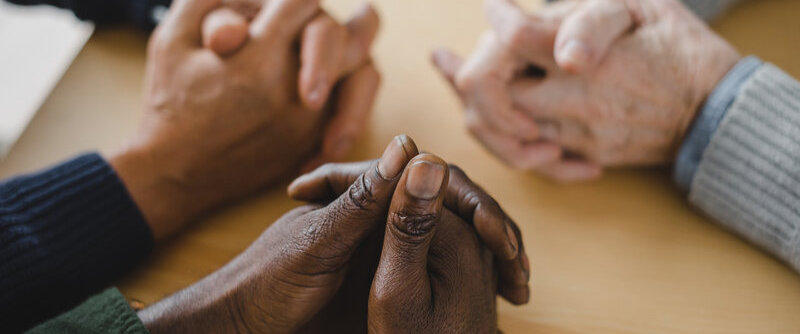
[[1, 0, 799, 332]]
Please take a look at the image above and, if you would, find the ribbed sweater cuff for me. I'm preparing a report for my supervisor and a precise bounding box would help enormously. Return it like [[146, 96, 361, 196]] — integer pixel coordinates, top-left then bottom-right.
[[6, 0, 171, 30], [0, 153, 153, 332], [674, 56, 764, 191], [546, 0, 741, 21], [681, 0, 742, 21], [688, 64, 800, 271], [26, 288, 149, 334]]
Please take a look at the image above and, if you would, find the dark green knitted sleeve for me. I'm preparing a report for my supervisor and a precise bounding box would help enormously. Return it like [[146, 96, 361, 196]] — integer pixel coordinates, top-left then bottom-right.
[[26, 287, 149, 334]]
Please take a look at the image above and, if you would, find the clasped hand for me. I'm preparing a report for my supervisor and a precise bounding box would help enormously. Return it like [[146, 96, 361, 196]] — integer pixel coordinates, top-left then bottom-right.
[[433, 0, 741, 182], [139, 135, 530, 332], [111, 0, 381, 239], [116, 0, 533, 330]]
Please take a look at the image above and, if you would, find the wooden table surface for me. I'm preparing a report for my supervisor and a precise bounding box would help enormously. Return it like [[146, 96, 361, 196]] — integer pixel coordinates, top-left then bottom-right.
[[2, 0, 800, 332]]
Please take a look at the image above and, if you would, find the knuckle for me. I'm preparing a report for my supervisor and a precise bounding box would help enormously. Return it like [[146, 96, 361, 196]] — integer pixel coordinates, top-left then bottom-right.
[[507, 22, 532, 46], [345, 174, 377, 211], [454, 70, 479, 93], [389, 211, 438, 238], [370, 282, 405, 309], [314, 15, 338, 30], [316, 162, 340, 176], [147, 34, 171, 58], [359, 62, 382, 87], [371, 67, 383, 86], [447, 163, 467, 179], [463, 113, 482, 133], [312, 16, 343, 38], [287, 219, 350, 274], [461, 188, 483, 209]]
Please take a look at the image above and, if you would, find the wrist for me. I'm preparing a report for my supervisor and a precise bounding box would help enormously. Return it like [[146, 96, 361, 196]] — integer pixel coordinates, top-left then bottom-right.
[[137, 276, 247, 333], [673, 56, 764, 191], [138, 247, 281, 333], [673, 51, 742, 157], [681, 44, 742, 139], [108, 143, 196, 240]]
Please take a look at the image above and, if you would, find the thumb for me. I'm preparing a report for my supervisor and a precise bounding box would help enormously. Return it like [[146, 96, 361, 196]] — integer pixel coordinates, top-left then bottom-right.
[[554, 0, 636, 73], [202, 7, 249, 56], [313, 135, 419, 246], [371, 154, 449, 311]]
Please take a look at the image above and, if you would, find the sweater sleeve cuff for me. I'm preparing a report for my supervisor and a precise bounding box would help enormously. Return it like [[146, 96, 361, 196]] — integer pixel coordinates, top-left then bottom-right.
[[673, 56, 764, 192], [75, 0, 172, 30], [5, 0, 172, 30], [126, 0, 171, 30], [0, 153, 153, 332], [687, 63, 800, 271], [26, 287, 149, 334]]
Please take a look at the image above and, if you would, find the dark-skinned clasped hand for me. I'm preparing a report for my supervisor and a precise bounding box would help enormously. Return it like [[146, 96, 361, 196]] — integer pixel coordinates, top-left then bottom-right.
[[289, 141, 531, 306], [138, 135, 530, 332], [366, 151, 498, 333]]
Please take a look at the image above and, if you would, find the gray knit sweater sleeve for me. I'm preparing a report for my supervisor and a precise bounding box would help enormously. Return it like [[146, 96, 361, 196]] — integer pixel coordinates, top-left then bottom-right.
[[681, 0, 742, 20], [688, 63, 800, 271], [546, 1, 742, 21]]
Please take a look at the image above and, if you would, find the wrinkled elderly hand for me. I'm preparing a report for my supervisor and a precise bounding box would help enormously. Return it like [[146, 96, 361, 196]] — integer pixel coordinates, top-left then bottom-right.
[[202, 0, 381, 170], [109, 0, 370, 239], [433, 0, 741, 181], [138, 135, 526, 332]]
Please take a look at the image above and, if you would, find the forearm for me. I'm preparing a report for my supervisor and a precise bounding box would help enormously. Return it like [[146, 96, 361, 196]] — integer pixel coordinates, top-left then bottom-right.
[[675, 58, 800, 271], [138, 284, 241, 334], [137, 249, 257, 333], [109, 145, 204, 240], [0, 153, 154, 332]]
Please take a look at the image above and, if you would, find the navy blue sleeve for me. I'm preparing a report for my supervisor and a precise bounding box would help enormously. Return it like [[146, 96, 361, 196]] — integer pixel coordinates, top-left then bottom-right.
[[5, 0, 172, 30], [0, 153, 154, 332]]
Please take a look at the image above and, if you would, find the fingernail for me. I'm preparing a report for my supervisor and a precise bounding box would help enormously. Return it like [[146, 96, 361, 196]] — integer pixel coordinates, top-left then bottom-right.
[[558, 40, 590, 67], [377, 137, 407, 179], [505, 223, 519, 255], [405, 161, 445, 199]]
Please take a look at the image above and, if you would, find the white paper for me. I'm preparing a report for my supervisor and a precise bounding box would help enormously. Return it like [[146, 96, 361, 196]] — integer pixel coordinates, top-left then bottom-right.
[[0, 2, 94, 157]]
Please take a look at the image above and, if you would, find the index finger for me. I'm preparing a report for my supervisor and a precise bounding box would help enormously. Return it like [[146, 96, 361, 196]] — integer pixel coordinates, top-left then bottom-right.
[[250, 0, 321, 43], [202, 7, 249, 56], [485, 0, 559, 67], [159, 0, 223, 46], [456, 32, 540, 140], [288, 159, 521, 260], [287, 154, 532, 304]]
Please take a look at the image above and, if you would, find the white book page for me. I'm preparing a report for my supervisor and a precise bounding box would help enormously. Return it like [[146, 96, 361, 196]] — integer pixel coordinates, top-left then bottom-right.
[[0, 2, 94, 157]]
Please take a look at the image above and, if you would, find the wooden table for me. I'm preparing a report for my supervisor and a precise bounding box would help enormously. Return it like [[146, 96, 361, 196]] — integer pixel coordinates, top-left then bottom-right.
[[2, 0, 800, 332]]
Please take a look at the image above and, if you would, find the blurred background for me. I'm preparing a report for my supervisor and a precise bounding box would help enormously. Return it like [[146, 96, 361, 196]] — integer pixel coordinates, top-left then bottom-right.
[[1, 0, 800, 332]]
